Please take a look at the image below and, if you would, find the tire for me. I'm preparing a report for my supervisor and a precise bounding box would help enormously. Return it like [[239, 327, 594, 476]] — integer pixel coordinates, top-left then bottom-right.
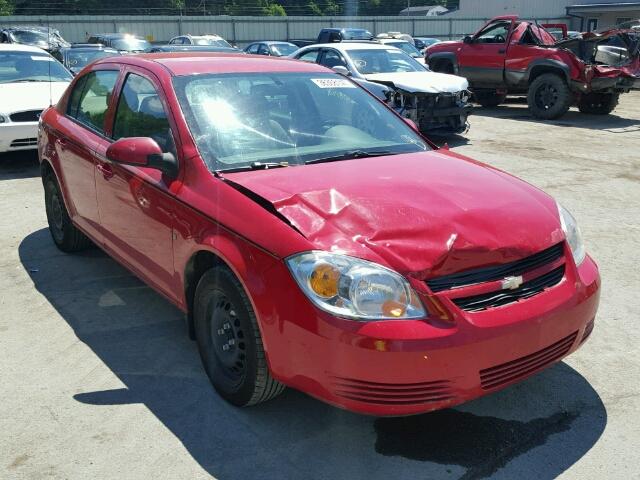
[[578, 92, 619, 115], [43, 174, 92, 252], [474, 91, 507, 108], [527, 73, 572, 120], [194, 266, 285, 407], [431, 60, 454, 74]]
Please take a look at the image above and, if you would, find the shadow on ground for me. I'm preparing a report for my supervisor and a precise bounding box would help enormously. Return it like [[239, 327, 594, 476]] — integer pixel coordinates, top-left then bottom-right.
[[20, 228, 607, 480], [472, 102, 640, 133], [0, 151, 40, 180]]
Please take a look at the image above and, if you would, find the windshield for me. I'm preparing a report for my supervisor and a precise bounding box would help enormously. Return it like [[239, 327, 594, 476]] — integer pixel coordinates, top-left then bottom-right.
[[193, 37, 232, 47], [173, 72, 429, 172], [9, 30, 49, 45], [67, 50, 117, 70], [271, 43, 298, 56], [349, 49, 425, 74], [388, 40, 423, 58], [112, 38, 151, 51], [0, 51, 72, 83]]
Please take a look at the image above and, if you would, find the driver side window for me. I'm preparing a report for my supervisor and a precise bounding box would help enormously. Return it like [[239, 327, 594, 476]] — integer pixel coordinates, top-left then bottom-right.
[[319, 50, 347, 69], [476, 22, 510, 44]]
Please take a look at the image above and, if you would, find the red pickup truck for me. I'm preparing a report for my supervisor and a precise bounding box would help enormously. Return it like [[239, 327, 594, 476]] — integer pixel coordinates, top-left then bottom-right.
[[426, 16, 640, 119]]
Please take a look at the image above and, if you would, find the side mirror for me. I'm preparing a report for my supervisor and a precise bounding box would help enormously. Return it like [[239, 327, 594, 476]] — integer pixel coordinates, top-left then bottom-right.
[[403, 117, 419, 131], [332, 65, 351, 76], [463, 35, 473, 44], [106, 137, 178, 178]]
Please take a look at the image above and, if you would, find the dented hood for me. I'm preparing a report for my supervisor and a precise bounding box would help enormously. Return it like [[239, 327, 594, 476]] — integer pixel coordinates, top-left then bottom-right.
[[224, 151, 564, 279], [364, 71, 469, 94]]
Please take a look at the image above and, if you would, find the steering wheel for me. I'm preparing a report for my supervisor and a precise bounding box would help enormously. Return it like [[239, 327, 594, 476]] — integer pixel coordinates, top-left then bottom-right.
[[494, 35, 506, 43]]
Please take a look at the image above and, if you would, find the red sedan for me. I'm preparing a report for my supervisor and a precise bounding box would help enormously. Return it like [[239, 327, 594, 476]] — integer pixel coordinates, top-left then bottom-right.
[[38, 53, 600, 416]]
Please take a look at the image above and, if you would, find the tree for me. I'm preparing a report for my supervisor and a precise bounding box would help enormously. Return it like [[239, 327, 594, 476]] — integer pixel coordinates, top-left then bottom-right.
[[261, 1, 286, 16], [0, 0, 15, 15]]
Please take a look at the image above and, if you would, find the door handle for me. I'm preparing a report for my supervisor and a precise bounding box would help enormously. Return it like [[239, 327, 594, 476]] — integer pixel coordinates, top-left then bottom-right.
[[97, 162, 114, 179], [498, 49, 506, 54]]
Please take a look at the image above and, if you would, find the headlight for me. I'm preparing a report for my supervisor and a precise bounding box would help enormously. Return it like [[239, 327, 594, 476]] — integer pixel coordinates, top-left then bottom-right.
[[558, 204, 586, 266], [286, 252, 426, 321], [0, 114, 7, 124]]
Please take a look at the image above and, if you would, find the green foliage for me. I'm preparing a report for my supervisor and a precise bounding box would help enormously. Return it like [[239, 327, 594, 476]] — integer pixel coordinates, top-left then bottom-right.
[[0, 0, 15, 15], [5, 0, 459, 16]]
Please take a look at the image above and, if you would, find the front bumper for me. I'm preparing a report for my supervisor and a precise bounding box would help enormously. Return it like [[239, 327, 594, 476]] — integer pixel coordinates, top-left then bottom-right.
[[257, 250, 600, 416], [0, 122, 39, 153]]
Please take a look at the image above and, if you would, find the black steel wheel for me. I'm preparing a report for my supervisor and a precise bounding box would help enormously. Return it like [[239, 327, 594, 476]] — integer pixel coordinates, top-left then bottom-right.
[[194, 266, 285, 407], [578, 92, 619, 115], [43, 174, 92, 252], [527, 73, 572, 120]]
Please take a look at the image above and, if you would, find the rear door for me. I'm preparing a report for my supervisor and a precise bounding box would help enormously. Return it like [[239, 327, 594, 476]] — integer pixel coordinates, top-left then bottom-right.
[[458, 19, 515, 87], [95, 67, 179, 298], [54, 68, 120, 242]]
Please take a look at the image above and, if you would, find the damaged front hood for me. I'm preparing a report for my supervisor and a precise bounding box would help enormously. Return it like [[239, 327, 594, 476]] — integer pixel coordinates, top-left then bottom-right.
[[364, 71, 469, 94], [224, 151, 564, 279]]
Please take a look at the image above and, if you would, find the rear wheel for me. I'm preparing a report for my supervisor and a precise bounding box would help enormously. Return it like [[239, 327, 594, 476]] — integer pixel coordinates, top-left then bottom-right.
[[527, 73, 572, 119], [474, 90, 507, 108], [578, 92, 619, 115], [194, 266, 285, 407], [43, 174, 92, 252]]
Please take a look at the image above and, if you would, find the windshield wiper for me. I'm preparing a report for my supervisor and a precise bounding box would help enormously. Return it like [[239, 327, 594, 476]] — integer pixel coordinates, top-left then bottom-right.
[[305, 150, 394, 165], [216, 161, 289, 174]]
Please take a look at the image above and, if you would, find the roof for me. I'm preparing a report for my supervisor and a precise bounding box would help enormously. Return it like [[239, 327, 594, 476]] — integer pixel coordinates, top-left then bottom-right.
[[300, 42, 394, 52], [0, 43, 50, 53], [97, 53, 330, 76]]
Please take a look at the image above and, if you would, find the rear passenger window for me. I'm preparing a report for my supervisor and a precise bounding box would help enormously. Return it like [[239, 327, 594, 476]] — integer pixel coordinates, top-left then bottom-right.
[[113, 73, 174, 153], [297, 49, 320, 63], [70, 70, 118, 134]]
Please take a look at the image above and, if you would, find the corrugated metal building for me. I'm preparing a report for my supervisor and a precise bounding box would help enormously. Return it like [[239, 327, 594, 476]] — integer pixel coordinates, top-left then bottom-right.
[[447, 0, 574, 19], [567, 0, 640, 30]]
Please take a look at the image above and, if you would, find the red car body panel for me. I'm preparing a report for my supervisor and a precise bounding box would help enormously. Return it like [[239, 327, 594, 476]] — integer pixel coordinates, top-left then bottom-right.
[[426, 15, 640, 95], [38, 53, 600, 415]]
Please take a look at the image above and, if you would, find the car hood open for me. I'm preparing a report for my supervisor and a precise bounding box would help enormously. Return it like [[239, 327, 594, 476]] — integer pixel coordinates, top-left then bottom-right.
[[223, 151, 564, 279], [364, 71, 469, 94]]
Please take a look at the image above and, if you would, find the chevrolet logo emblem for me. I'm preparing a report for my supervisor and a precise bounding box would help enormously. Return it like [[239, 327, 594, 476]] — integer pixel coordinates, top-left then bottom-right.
[[501, 275, 523, 290]]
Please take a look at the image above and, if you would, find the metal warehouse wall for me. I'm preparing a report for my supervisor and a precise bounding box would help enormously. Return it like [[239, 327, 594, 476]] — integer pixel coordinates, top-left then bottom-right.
[[448, 0, 574, 19], [0, 14, 570, 44]]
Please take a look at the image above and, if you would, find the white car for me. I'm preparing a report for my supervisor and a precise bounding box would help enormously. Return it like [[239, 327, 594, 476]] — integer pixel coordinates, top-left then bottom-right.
[[0, 44, 72, 153], [377, 38, 426, 64], [291, 42, 472, 135], [168, 34, 233, 48]]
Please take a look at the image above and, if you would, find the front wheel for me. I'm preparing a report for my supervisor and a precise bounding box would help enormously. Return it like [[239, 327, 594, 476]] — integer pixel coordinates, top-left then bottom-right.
[[194, 266, 285, 407], [527, 73, 572, 120], [578, 92, 619, 115]]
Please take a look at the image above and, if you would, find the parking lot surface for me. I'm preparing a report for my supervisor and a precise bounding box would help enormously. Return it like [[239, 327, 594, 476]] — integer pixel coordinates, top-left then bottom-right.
[[1, 93, 639, 479]]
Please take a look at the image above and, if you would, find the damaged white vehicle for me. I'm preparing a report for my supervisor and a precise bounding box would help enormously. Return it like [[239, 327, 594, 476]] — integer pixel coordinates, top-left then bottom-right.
[[292, 42, 472, 135]]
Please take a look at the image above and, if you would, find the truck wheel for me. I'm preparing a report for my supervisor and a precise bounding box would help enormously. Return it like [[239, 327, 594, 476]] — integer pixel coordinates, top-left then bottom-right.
[[431, 60, 454, 74], [194, 266, 285, 407], [578, 93, 619, 115], [474, 91, 506, 108], [527, 73, 572, 119], [43, 174, 92, 252]]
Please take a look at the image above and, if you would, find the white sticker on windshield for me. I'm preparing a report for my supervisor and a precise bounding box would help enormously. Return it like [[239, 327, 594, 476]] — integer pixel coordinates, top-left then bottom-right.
[[31, 56, 54, 61], [311, 78, 356, 89]]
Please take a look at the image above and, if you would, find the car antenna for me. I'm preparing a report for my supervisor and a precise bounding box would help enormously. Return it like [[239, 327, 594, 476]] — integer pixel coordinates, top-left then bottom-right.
[[47, 15, 53, 106]]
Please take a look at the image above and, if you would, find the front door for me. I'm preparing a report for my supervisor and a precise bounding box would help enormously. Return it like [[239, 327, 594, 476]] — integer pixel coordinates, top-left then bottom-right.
[[458, 19, 514, 87], [95, 69, 179, 298]]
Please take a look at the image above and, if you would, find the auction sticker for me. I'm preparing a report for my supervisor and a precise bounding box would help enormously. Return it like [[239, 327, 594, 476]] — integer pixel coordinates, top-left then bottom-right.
[[311, 78, 356, 88]]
